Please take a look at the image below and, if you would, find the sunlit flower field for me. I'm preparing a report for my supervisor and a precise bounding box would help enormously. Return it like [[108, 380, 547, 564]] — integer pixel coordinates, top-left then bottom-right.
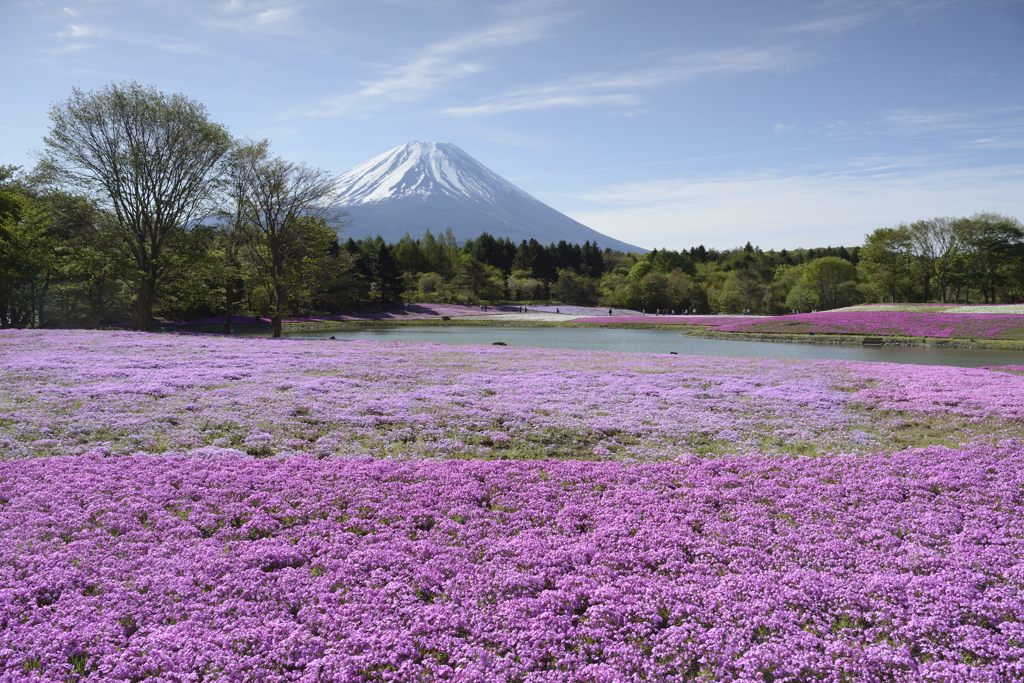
[[2, 329, 1023, 681], [714, 311, 1024, 339], [578, 310, 1024, 340]]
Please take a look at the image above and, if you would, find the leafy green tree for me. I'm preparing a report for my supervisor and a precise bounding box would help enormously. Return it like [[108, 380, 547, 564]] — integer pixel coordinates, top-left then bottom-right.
[[394, 233, 425, 275], [955, 213, 1024, 303], [154, 224, 223, 321], [0, 181, 53, 327], [906, 218, 961, 302], [372, 241, 405, 305], [314, 248, 366, 311], [235, 148, 336, 337], [455, 255, 503, 302], [598, 270, 633, 309], [580, 241, 605, 278], [791, 256, 860, 311], [507, 269, 544, 301], [764, 264, 804, 314], [551, 269, 598, 305], [554, 240, 583, 273], [43, 82, 231, 329], [711, 269, 764, 313], [50, 212, 129, 327], [858, 227, 915, 302], [649, 248, 695, 275], [469, 233, 516, 273], [412, 272, 450, 302], [512, 239, 556, 292], [627, 259, 654, 281], [218, 140, 269, 333], [0, 166, 22, 227], [420, 230, 453, 277], [784, 279, 817, 312]]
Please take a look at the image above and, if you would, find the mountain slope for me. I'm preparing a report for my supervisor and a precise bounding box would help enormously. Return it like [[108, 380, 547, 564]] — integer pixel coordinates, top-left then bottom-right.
[[328, 142, 643, 252]]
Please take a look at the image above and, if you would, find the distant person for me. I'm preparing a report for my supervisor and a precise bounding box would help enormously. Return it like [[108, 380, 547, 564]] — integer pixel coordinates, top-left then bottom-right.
[[556, 308, 560, 314], [608, 309, 612, 316]]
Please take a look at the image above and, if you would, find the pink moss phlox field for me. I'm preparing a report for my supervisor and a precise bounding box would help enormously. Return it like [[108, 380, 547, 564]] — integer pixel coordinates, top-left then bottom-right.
[[575, 315, 761, 327], [4, 330, 1024, 460], [3, 446, 1024, 682], [714, 311, 1024, 340], [574, 309, 1024, 339]]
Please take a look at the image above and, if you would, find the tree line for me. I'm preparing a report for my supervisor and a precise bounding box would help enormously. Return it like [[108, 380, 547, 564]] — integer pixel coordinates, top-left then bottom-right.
[[2, 83, 1022, 334]]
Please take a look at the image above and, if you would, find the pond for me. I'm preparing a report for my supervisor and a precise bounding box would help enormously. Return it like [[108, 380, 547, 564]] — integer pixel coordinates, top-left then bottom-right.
[[286, 325, 1024, 368]]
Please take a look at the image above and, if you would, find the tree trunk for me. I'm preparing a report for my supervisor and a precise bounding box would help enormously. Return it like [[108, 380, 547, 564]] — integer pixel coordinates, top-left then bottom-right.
[[223, 279, 234, 335], [37, 281, 49, 328], [135, 288, 151, 330], [29, 277, 37, 328], [135, 275, 157, 330], [271, 255, 286, 339]]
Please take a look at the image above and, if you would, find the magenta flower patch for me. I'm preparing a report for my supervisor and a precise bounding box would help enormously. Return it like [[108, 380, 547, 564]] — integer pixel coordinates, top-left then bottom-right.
[[2, 447, 1023, 681]]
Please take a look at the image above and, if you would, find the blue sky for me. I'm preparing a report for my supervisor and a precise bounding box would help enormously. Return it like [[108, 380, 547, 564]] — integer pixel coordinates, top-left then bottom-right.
[[3, 0, 1023, 249]]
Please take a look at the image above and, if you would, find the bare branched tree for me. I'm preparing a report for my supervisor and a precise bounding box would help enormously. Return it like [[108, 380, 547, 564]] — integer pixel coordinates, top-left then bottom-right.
[[43, 82, 231, 329], [219, 139, 269, 334], [235, 151, 336, 338]]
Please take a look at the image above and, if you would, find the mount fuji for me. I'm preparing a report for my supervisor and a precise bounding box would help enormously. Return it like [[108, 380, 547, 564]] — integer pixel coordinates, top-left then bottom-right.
[[327, 142, 643, 252]]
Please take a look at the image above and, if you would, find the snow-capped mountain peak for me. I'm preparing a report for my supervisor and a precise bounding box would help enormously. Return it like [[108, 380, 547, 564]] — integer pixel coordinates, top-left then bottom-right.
[[331, 141, 517, 205], [328, 142, 643, 252]]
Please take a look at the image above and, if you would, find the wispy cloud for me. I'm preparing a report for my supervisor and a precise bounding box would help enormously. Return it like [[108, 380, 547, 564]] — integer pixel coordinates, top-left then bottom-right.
[[47, 18, 103, 53], [781, 12, 876, 35], [883, 105, 1024, 135], [566, 162, 1024, 250], [443, 47, 809, 117], [777, 0, 961, 37], [200, 0, 302, 35], [57, 23, 97, 39], [44, 5, 210, 57], [294, 7, 568, 118], [878, 106, 1024, 153]]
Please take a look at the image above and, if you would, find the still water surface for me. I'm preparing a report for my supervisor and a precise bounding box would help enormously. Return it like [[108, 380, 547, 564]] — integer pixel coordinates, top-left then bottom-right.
[[287, 326, 1023, 368]]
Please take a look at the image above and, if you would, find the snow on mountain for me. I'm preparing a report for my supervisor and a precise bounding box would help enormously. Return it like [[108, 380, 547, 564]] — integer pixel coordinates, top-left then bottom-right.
[[328, 142, 643, 252]]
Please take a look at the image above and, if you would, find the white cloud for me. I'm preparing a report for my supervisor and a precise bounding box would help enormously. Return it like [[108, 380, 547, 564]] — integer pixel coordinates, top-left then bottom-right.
[[781, 12, 876, 35], [60, 23, 95, 38], [45, 6, 210, 56], [443, 47, 809, 117], [200, 1, 301, 34], [295, 9, 567, 118], [883, 106, 1024, 134], [779, 0, 960, 36], [564, 164, 1024, 250]]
